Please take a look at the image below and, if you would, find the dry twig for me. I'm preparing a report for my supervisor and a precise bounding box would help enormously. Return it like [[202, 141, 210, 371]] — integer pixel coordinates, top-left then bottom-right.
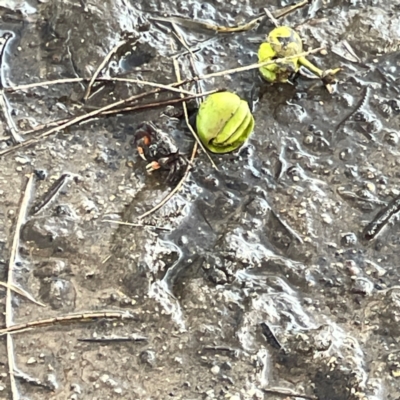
[[0, 33, 23, 144], [263, 7, 280, 27], [31, 173, 72, 215], [83, 39, 131, 101], [170, 28, 217, 169], [0, 117, 71, 143], [6, 173, 36, 320], [102, 219, 171, 231], [6, 76, 191, 95], [150, 0, 309, 33], [194, 47, 324, 81], [0, 282, 45, 308], [139, 142, 197, 220], [0, 310, 137, 336], [0, 90, 216, 157], [5, 77, 84, 92], [100, 89, 217, 115], [0, 89, 215, 143], [6, 336, 18, 398], [77, 334, 147, 343], [5, 173, 35, 399], [262, 387, 317, 400]]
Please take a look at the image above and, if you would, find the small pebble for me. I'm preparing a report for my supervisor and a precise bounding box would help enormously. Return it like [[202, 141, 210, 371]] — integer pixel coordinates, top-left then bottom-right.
[[366, 182, 376, 193], [27, 357, 37, 365], [341, 233, 357, 247], [71, 383, 82, 394], [210, 365, 220, 375], [15, 156, 30, 164], [385, 131, 399, 146], [303, 134, 313, 145], [322, 213, 332, 224], [345, 260, 360, 276]]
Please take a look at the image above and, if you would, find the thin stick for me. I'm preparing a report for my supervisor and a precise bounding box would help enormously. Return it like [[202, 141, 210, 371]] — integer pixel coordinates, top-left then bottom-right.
[[8, 75, 194, 97], [272, 0, 310, 19], [335, 86, 370, 132], [262, 387, 317, 400], [1, 82, 192, 142], [171, 33, 217, 169], [6, 76, 192, 96], [263, 7, 280, 27], [31, 173, 72, 215], [0, 310, 137, 336], [150, 0, 309, 33], [100, 77, 195, 96], [0, 117, 72, 143], [195, 47, 324, 81], [100, 88, 218, 115], [271, 210, 303, 244], [0, 95, 23, 143], [6, 174, 35, 325], [260, 322, 283, 350], [171, 23, 198, 61], [6, 77, 84, 92], [1, 83, 183, 142], [13, 369, 55, 391], [0, 90, 216, 157], [77, 334, 147, 343], [6, 173, 34, 399], [7, 335, 18, 398], [0, 282, 45, 307], [102, 219, 172, 231], [139, 143, 197, 219], [0, 90, 217, 145], [363, 193, 400, 241], [0, 33, 23, 144], [83, 39, 130, 101]]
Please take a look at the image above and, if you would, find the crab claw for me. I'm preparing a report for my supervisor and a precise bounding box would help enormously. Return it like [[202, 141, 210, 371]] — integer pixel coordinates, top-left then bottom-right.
[[145, 161, 161, 172], [134, 131, 153, 160], [137, 146, 147, 160]]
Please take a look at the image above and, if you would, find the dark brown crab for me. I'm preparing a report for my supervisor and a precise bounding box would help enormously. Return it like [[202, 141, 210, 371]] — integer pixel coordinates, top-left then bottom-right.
[[133, 122, 189, 183]]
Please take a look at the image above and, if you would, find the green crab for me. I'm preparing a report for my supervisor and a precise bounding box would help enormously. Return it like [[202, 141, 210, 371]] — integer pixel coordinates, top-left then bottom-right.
[[196, 91, 255, 154], [258, 26, 341, 84]]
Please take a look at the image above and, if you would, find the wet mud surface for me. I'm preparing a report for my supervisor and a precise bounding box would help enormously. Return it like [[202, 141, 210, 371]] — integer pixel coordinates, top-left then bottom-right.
[[1, 0, 400, 399]]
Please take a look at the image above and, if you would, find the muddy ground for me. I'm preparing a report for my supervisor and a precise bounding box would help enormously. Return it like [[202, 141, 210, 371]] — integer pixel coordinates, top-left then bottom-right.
[[0, 0, 400, 399]]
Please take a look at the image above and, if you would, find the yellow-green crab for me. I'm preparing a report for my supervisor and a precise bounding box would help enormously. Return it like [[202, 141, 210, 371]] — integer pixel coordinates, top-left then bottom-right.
[[258, 26, 341, 85], [196, 91, 255, 154]]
